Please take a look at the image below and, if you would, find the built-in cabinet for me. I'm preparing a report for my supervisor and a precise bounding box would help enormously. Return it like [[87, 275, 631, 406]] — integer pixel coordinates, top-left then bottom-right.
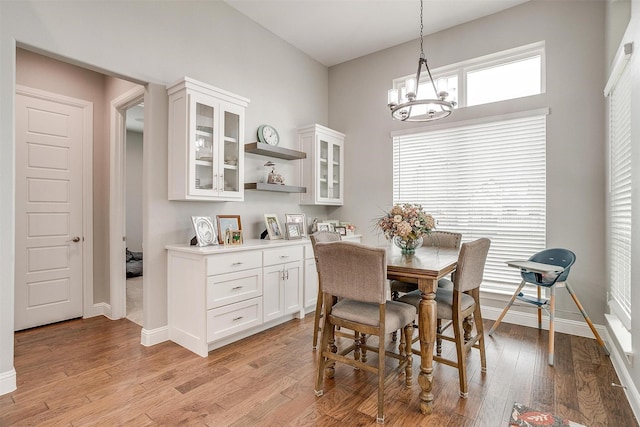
[[298, 124, 345, 206], [166, 236, 360, 357], [167, 77, 249, 201]]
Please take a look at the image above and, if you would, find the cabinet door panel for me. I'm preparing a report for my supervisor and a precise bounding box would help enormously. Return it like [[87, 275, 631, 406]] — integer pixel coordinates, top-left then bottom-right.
[[263, 264, 284, 321], [284, 262, 302, 314], [304, 258, 318, 309]]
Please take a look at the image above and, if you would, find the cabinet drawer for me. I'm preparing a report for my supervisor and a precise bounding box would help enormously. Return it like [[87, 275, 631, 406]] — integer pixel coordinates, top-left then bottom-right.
[[207, 268, 262, 309], [263, 246, 303, 266], [207, 297, 263, 342], [206, 251, 262, 276]]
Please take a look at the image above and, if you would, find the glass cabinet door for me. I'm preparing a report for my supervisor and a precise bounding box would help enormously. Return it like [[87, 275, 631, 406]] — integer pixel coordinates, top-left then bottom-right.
[[331, 142, 341, 200], [221, 109, 241, 194], [194, 102, 215, 191], [319, 138, 329, 199]]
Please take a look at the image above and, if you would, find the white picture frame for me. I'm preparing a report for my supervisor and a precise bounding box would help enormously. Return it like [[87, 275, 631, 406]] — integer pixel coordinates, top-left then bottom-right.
[[317, 222, 333, 232], [191, 216, 218, 247], [285, 222, 303, 240], [285, 213, 307, 237], [264, 214, 284, 240]]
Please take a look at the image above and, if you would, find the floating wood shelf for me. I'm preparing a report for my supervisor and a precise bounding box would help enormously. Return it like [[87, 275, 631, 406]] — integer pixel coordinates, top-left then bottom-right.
[[244, 142, 307, 160], [244, 182, 307, 193]]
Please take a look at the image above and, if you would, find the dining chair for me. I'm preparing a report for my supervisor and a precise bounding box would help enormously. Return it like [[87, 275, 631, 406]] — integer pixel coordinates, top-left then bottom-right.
[[488, 248, 609, 365], [314, 241, 415, 424], [310, 230, 343, 350], [398, 237, 491, 398]]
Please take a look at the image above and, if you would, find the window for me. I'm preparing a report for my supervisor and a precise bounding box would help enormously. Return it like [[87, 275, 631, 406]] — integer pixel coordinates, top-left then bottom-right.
[[391, 42, 544, 109], [607, 46, 632, 331], [392, 111, 548, 294]]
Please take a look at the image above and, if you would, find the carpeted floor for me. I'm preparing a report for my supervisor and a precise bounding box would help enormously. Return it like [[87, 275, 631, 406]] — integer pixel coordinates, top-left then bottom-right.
[[510, 402, 586, 427], [126, 276, 143, 326]]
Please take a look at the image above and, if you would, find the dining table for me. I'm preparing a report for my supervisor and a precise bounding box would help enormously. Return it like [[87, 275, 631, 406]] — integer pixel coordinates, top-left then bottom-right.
[[385, 244, 459, 415]]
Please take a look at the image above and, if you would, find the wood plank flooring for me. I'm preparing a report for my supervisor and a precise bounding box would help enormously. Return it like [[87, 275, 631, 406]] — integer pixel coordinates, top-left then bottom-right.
[[0, 314, 636, 426]]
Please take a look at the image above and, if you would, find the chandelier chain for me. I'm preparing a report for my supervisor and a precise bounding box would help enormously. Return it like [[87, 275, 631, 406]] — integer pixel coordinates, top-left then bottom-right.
[[419, 0, 424, 59]]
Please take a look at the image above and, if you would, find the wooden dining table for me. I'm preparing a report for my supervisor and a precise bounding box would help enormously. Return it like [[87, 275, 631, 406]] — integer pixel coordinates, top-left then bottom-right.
[[385, 244, 459, 415]]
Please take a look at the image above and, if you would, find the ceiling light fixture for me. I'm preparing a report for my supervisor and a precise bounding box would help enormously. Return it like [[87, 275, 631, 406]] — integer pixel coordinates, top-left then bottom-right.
[[387, 0, 456, 122]]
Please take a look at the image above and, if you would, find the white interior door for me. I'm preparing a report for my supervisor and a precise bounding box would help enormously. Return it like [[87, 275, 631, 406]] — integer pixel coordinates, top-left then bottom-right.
[[15, 88, 88, 331]]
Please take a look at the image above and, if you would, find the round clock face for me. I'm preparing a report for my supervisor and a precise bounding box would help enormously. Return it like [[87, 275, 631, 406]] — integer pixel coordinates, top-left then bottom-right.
[[258, 125, 279, 146]]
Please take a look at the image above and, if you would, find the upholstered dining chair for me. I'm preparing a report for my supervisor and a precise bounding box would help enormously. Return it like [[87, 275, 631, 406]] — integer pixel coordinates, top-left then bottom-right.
[[314, 241, 415, 424], [398, 237, 491, 398], [310, 230, 343, 350]]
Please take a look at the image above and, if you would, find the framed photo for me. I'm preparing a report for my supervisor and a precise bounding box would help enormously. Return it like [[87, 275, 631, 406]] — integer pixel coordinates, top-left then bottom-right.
[[216, 215, 242, 244], [224, 229, 243, 246], [326, 219, 340, 228], [264, 214, 284, 240], [191, 216, 217, 247], [285, 222, 302, 240], [317, 222, 333, 232], [334, 225, 347, 236], [285, 213, 307, 237]]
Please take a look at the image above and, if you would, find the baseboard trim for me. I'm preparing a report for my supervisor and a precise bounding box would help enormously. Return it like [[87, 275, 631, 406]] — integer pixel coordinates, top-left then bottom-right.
[[0, 368, 16, 396], [481, 304, 639, 422], [88, 302, 112, 319], [141, 325, 169, 347]]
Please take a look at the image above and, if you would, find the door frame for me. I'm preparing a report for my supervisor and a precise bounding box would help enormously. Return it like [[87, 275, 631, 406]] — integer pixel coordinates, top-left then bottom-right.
[[109, 86, 145, 320], [15, 85, 96, 319]]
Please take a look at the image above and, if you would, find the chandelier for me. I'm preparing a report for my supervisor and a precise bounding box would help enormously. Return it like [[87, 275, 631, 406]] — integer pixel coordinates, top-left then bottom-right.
[[387, 0, 456, 122]]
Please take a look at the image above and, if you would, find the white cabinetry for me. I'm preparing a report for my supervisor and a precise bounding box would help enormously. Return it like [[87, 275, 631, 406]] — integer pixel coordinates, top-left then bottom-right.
[[298, 124, 345, 206], [167, 240, 306, 357], [263, 246, 303, 321], [168, 77, 249, 201], [303, 243, 318, 311]]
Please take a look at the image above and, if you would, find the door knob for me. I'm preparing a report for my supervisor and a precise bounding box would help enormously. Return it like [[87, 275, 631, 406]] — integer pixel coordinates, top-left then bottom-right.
[[68, 236, 81, 243]]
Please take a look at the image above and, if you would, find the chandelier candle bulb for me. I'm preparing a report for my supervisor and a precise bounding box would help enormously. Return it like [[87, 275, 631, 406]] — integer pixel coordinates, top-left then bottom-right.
[[388, 89, 398, 107]]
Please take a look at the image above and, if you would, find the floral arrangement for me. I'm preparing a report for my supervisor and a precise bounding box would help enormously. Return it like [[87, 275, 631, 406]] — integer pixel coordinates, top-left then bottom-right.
[[375, 203, 435, 242]]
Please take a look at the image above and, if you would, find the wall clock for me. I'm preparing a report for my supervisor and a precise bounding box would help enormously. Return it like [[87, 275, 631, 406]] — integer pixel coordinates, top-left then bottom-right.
[[257, 124, 280, 146]]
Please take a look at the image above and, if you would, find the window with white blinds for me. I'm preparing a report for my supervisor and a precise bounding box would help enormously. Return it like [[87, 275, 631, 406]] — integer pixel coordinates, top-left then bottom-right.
[[393, 113, 547, 294], [608, 59, 632, 330]]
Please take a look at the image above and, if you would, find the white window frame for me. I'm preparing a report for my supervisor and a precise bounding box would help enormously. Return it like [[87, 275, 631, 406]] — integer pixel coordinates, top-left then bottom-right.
[[391, 41, 545, 109], [391, 109, 549, 295], [606, 42, 633, 331]]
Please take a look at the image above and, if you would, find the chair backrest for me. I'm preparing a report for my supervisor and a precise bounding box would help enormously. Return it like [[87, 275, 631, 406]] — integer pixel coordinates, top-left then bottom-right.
[[523, 248, 576, 285], [310, 231, 342, 266], [315, 241, 387, 304], [454, 238, 491, 293], [423, 231, 462, 249]]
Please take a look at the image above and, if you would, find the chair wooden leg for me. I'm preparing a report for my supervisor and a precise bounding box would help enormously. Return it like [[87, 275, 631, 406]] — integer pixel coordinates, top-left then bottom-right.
[[453, 311, 468, 398], [489, 280, 526, 336], [312, 286, 323, 350], [564, 282, 609, 355], [361, 334, 368, 363], [436, 319, 443, 356], [377, 331, 385, 423], [315, 319, 333, 396], [472, 290, 487, 373], [548, 286, 555, 366]]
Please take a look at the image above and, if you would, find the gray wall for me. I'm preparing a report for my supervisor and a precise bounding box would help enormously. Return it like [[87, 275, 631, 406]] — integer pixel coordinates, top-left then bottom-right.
[[330, 0, 607, 325], [126, 130, 143, 253], [0, 0, 329, 393]]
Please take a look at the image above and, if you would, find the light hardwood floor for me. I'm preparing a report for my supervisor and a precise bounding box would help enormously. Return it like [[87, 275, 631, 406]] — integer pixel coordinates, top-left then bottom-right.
[[0, 314, 637, 426]]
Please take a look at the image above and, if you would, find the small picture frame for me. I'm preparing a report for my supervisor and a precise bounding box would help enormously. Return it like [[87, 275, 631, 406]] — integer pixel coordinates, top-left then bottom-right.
[[191, 216, 217, 247], [285, 213, 307, 237], [317, 222, 333, 232], [334, 226, 347, 236], [285, 222, 302, 240], [216, 215, 242, 244], [264, 214, 284, 240], [224, 229, 243, 246]]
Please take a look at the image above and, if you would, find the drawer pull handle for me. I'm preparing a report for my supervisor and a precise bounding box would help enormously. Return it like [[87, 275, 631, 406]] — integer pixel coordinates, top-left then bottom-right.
[[231, 262, 244, 266], [232, 316, 244, 322], [279, 255, 290, 259], [232, 286, 243, 290]]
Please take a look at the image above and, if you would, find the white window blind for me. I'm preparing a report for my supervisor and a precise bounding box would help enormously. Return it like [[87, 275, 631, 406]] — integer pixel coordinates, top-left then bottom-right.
[[608, 60, 632, 330], [393, 113, 547, 294]]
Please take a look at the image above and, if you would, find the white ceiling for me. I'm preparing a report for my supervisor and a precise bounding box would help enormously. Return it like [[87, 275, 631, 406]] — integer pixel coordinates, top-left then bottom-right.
[[224, 0, 530, 67]]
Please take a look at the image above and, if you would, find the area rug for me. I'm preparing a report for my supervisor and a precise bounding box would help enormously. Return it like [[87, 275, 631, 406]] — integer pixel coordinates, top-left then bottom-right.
[[510, 402, 586, 427]]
